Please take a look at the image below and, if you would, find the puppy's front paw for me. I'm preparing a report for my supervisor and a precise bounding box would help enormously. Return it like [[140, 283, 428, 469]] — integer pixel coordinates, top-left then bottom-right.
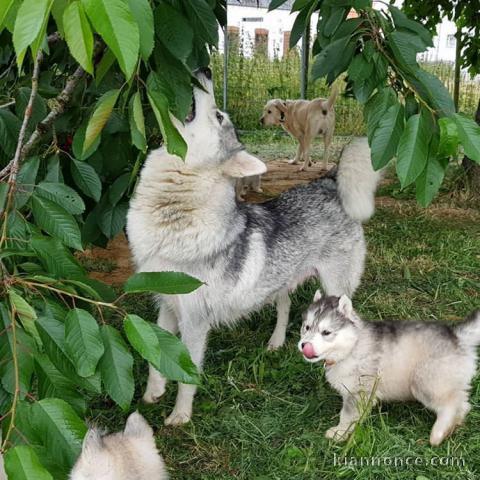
[[143, 382, 166, 404], [288, 158, 298, 165], [165, 409, 191, 426], [325, 426, 348, 442]]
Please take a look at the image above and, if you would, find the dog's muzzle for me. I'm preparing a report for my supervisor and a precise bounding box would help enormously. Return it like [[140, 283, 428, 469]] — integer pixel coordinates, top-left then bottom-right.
[[195, 66, 212, 80]]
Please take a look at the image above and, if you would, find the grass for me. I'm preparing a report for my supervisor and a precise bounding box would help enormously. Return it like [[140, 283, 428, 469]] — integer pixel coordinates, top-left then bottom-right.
[[92, 134, 479, 480]]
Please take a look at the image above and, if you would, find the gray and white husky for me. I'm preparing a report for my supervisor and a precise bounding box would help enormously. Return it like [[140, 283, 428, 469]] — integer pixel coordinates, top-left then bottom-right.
[[126, 68, 382, 425], [70, 412, 167, 480], [299, 291, 480, 445]]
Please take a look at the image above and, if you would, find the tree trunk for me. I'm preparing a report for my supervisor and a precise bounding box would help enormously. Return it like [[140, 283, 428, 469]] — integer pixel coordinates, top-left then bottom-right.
[[453, 26, 462, 110], [462, 99, 480, 193]]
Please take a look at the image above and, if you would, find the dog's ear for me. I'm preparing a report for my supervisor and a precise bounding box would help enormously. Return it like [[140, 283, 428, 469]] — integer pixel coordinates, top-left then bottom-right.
[[124, 411, 153, 438], [222, 150, 267, 178], [274, 100, 287, 113], [313, 289, 323, 303], [81, 429, 103, 457], [337, 294, 353, 318]]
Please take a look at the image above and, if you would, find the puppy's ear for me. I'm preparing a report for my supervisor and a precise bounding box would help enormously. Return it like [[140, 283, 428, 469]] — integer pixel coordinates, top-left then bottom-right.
[[222, 150, 267, 178], [337, 294, 353, 318], [313, 289, 323, 303], [82, 429, 103, 457], [274, 100, 287, 113], [124, 411, 153, 438]]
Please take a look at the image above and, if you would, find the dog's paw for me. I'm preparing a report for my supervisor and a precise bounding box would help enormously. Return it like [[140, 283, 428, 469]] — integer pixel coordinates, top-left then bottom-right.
[[325, 426, 348, 442], [288, 158, 298, 165], [298, 166, 306, 172], [164, 410, 191, 426], [267, 334, 285, 351], [143, 382, 167, 404]]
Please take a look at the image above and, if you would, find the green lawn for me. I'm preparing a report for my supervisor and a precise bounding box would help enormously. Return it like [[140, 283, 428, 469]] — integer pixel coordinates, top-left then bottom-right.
[[91, 134, 480, 480]]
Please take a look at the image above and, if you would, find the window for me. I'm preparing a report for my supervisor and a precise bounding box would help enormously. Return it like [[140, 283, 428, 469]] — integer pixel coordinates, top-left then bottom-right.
[[446, 34, 456, 48]]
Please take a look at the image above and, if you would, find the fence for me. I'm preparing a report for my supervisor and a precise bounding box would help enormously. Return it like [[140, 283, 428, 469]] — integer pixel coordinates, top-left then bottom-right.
[[211, 49, 480, 135]]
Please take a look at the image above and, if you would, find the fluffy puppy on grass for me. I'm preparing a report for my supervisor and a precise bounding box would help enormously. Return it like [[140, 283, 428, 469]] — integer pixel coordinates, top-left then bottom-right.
[[260, 87, 337, 171], [299, 291, 480, 446], [70, 412, 167, 480]]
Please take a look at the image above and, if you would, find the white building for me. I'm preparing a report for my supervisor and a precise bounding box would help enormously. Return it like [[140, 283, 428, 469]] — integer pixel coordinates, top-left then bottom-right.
[[220, 0, 458, 64]]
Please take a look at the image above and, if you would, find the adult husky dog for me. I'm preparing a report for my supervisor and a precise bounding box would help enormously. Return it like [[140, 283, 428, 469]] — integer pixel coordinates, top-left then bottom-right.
[[127, 68, 381, 425]]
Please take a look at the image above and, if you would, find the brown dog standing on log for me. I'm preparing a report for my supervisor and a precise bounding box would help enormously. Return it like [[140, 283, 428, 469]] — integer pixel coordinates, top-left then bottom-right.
[[260, 87, 338, 171]]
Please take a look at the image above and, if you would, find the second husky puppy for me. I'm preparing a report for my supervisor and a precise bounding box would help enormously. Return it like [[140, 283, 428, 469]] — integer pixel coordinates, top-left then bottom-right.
[[70, 412, 167, 480], [127, 68, 381, 425], [299, 292, 480, 446]]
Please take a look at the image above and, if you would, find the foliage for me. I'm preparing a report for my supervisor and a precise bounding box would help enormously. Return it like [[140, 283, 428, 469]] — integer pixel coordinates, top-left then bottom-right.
[[403, 0, 480, 77], [270, 0, 480, 206], [0, 0, 225, 478]]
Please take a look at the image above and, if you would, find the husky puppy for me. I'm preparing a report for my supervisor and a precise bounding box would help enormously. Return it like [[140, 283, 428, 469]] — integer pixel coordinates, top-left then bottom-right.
[[70, 412, 167, 480], [299, 291, 480, 446], [127, 67, 382, 425], [260, 87, 337, 171]]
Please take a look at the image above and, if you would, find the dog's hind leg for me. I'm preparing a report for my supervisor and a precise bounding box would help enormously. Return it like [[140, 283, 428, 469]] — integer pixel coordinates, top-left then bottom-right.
[[323, 130, 333, 170], [143, 305, 179, 404], [289, 140, 303, 165], [267, 290, 291, 350], [165, 320, 210, 426]]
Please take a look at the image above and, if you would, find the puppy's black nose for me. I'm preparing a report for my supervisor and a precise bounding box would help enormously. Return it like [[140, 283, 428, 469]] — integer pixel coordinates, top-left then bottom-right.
[[197, 67, 212, 79]]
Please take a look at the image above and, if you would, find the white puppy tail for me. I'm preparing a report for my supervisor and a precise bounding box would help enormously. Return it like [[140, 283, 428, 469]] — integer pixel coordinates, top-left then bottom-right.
[[456, 310, 480, 348], [326, 84, 339, 110], [337, 137, 383, 222]]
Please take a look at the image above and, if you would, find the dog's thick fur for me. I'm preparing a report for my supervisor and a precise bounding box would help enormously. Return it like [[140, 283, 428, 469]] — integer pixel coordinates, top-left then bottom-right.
[[260, 88, 337, 170], [299, 292, 480, 446], [70, 412, 167, 480], [126, 68, 381, 425]]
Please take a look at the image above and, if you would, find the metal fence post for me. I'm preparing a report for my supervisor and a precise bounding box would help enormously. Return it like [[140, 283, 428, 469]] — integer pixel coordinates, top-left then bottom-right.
[[300, 20, 310, 99], [223, 7, 228, 111]]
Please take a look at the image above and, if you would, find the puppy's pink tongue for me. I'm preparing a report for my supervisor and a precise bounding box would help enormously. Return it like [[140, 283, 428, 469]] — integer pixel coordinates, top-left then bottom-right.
[[302, 342, 317, 359]]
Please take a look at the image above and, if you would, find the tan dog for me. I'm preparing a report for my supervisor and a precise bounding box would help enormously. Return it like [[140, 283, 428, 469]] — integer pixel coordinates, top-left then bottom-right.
[[260, 87, 337, 171]]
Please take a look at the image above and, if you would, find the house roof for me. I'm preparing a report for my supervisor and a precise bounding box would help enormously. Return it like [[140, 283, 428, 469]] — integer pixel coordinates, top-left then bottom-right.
[[227, 0, 294, 10]]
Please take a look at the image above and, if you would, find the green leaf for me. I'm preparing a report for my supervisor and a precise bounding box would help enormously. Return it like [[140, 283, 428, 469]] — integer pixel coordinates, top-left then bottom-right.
[[154, 3, 193, 62], [72, 122, 101, 160], [416, 155, 448, 207], [63, 0, 94, 73], [348, 54, 373, 84], [31, 194, 83, 250], [129, 92, 147, 152], [83, 89, 120, 155], [82, 0, 140, 79], [15, 87, 47, 131], [289, 7, 309, 48], [185, 0, 218, 46], [0, 182, 9, 212], [323, 7, 347, 37], [51, 0, 68, 36], [453, 113, 480, 163], [108, 173, 130, 205], [8, 290, 40, 344], [371, 102, 405, 170], [35, 182, 85, 215], [0, 0, 16, 32], [0, 109, 21, 157], [396, 110, 432, 187], [99, 325, 134, 410], [31, 236, 86, 279], [36, 313, 101, 394], [311, 36, 350, 80], [95, 49, 117, 85], [124, 314, 200, 384], [147, 72, 187, 159], [387, 30, 425, 70], [44, 155, 63, 183], [4, 445, 53, 480], [438, 117, 459, 158], [65, 308, 104, 378], [268, 0, 289, 10], [70, 159, 102, 201], [35, 354, 86, 415], [388, 6, 433, 48], [14, 156, 40, 208], [127, 0, 153, 61], [12, 0, 53, 68], [124, 271, 203, 294], [98, 201, 128, 238], [31, 398, 87, 473]]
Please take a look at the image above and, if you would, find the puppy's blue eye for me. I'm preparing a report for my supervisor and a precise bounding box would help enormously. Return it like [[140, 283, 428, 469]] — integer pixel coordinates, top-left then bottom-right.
[[321, 330, 331, 336], [216, 111, 224, 124]]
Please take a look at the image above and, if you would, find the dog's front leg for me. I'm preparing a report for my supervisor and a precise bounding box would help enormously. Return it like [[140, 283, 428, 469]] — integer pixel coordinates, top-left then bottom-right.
[[268, 290, 291, 350], [325, 394, 360, 441], [164, 320, 210, 426], [143, 305, 179, 403]]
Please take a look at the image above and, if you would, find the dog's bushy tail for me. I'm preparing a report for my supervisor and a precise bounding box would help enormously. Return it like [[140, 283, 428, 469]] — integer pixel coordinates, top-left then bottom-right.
[[455, 310, 480, 348], [337, 137, 383, 222]]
